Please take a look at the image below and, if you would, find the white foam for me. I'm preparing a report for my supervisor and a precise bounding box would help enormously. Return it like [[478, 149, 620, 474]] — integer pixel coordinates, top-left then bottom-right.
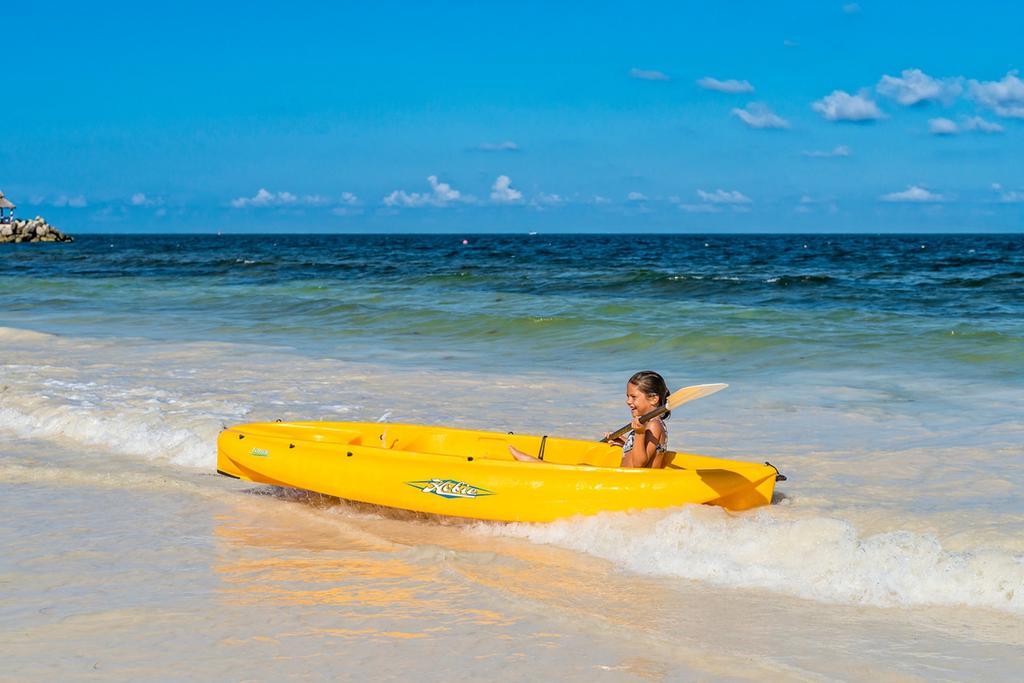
[[0, 399, 224, 468], [0, 340, 249, 468], [479, 505, 1024, 614], [0, 329, 380, 470]]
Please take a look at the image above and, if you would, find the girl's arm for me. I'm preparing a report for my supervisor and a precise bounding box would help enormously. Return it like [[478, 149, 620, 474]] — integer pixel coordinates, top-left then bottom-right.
[[649, 445, 669, 469], [620, 418, 665, 468]]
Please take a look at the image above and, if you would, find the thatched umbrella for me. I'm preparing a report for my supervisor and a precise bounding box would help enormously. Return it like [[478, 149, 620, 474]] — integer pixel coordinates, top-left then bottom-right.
[[0, 191, 15, 210]]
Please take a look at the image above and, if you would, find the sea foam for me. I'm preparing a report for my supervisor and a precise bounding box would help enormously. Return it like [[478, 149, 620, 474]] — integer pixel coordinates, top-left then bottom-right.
[[0, 400, 218, 468], [480, 505, 1024, 614]]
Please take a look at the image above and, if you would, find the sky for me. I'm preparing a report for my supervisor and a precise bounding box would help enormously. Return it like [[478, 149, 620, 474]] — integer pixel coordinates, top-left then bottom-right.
[[2, 1, 1023, 233]]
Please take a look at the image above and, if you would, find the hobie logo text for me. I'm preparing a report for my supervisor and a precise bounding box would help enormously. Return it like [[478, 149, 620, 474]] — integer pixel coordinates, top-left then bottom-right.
[[406, 479, 494, 499]]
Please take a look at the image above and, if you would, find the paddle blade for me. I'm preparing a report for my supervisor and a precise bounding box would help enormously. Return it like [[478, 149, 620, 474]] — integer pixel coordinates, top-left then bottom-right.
[[600, 383, 728, 443], [666, 383, 728, 410]]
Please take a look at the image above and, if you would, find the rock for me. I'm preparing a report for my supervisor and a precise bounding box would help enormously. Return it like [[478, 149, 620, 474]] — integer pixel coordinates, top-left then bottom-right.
[[1, 216, 73, 244]]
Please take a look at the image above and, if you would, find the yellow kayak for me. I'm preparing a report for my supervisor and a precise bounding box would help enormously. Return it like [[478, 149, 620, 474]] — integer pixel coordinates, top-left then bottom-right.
[[216, 421, 783, 522]]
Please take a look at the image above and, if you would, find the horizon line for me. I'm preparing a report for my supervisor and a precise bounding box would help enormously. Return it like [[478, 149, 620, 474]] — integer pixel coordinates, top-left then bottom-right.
[[53, 230, 1024, 236]]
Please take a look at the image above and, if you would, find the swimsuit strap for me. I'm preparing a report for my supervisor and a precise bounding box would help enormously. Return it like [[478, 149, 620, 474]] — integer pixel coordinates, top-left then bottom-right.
[[621, 417, 668, 457]]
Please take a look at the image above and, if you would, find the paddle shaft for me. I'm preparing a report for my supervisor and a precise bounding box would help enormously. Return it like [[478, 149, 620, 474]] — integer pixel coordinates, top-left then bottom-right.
[[602, 404, 668, 443]]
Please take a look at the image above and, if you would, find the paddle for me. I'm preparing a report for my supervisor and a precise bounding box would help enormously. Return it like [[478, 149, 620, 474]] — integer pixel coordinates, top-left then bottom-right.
[[601, 383, 728, 443]]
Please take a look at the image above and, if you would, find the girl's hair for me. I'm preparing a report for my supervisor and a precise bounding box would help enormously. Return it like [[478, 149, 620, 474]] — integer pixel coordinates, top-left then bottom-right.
[[628, 371, 670, 416]]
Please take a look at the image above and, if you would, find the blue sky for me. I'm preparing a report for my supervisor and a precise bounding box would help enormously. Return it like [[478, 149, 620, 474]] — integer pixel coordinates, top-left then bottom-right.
[[2, 1, 1022, 232]]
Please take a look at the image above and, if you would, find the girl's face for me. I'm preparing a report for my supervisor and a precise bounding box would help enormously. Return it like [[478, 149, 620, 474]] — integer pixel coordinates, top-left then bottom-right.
[[625, 382, 659, 416]]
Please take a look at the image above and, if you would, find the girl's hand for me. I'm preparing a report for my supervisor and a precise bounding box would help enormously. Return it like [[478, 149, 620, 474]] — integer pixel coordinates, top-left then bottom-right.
[[631, 416, 646, 434], [603, 431, 625, 445]]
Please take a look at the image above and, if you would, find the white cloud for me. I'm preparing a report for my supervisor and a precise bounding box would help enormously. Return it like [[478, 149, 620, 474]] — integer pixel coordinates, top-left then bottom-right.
[[476, 141, 519, 152], [992, 183, 1024, 203], [792, 195, 839, 214], [967, 71, 1024, 118], [427, 177, 462, 203], [592, 195, 612, 205], [383, 176, 468, 208], [230, 188, 297, 208], [678, 203, 722, 213], [630, 68, 670, 82], [731, 102, 790, 129], [697, 189, 752, 204], [626, 191, 648, 201], [697, 77, 754, 94], [89, 204, 128, 222], [231, 189, 357, 210], [928, 115, 1005, 136], [877, 69, 962, 106], [531, 192, 563, 207], [880, 185, 945, 202], [928, 118, 959, 135], [489, 175, 522, 203], [130, 192, 167, 208], [331, 192, 362, 215], [52, 194, 88, 208], [794, 194, 835, 210], [842, 3, 861, 13], [812, 90, 884, 121], [962, 116, 1003, 133], [802, 145, 851, 158]]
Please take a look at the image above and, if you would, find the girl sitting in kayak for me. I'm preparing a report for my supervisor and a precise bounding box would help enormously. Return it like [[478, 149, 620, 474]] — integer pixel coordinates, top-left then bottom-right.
[[510, 370, 671, 468]]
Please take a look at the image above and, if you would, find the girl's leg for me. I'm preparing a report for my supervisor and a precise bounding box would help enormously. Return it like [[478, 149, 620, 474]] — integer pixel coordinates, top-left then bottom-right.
[[508, 445, 542, 463]]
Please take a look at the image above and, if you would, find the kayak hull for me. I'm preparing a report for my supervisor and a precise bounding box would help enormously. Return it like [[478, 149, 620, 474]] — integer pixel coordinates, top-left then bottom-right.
[[216, 422, 780, 522]]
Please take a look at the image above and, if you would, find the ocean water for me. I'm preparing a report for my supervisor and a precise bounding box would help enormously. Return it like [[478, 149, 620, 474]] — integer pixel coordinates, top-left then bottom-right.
[[2, 233, 1022, 680]]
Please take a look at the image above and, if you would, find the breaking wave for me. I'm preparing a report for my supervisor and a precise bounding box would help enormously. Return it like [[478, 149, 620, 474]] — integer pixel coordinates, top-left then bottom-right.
[[480, 505, 1024, 614]]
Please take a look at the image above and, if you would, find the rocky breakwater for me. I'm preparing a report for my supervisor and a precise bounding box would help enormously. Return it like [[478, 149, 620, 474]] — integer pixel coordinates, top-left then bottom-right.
[[0, 217, 73, 243]]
